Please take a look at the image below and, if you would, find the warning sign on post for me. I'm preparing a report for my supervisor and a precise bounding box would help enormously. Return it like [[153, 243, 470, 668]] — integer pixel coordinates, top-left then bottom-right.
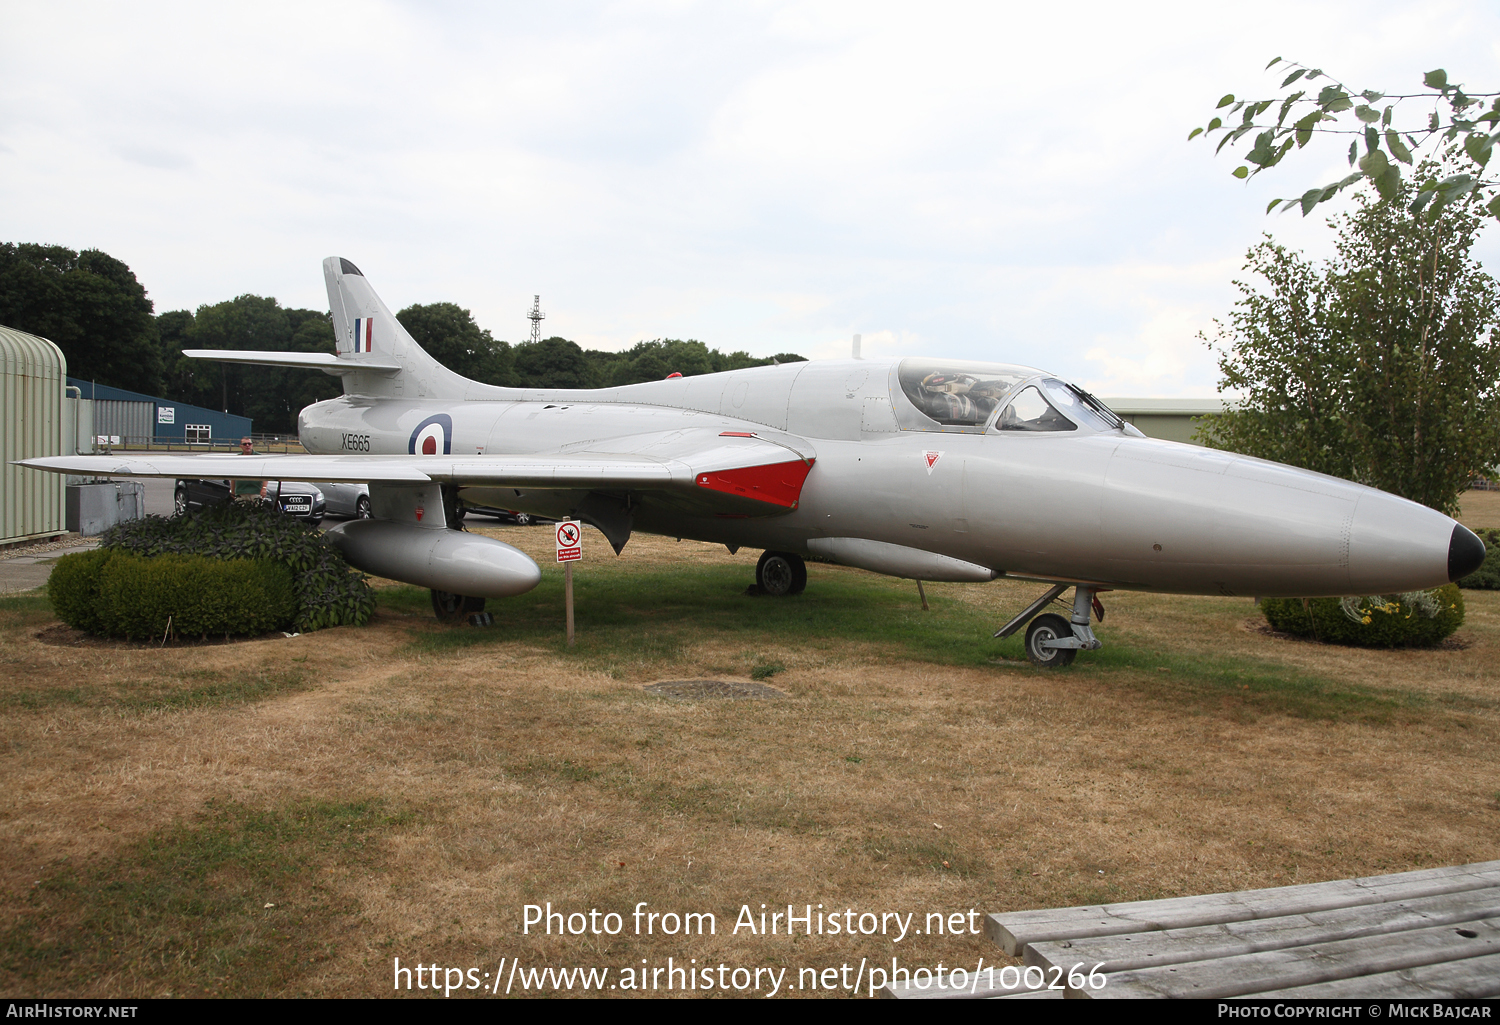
[[555, 520, 582, 563]]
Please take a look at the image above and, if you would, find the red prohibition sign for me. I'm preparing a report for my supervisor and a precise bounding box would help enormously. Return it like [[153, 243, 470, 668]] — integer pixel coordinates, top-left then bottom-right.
[[557, 522, 580, 547]]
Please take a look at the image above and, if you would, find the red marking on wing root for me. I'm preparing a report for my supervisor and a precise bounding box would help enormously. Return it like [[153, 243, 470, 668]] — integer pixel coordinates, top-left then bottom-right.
[[695, 459, 813, 508]]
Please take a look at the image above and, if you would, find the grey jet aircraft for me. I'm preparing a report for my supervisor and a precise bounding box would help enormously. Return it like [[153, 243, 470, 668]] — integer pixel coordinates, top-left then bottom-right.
[[21, 257, 1488, 666]]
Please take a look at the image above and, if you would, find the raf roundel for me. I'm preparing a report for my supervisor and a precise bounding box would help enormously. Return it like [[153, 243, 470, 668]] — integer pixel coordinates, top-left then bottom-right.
[[409, 413, 453, 456]]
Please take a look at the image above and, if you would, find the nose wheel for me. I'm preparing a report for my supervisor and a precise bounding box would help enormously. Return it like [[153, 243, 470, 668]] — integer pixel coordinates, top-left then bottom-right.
[[996, 584, 1107, 668], [1024, 614, 1077, 667]]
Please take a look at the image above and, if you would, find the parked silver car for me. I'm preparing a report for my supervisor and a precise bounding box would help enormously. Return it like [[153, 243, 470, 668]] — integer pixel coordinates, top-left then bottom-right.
[[315, 481, 371, 520]]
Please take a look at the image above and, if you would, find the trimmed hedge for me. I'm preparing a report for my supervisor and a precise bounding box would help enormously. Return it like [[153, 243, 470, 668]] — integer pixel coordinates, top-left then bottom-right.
[[1457, 528, 1500, 590], [1261, 584, 1465, 648], [99, 501, 374, 632], [47, 547, 113, 635], [50, 550, 296, 640]]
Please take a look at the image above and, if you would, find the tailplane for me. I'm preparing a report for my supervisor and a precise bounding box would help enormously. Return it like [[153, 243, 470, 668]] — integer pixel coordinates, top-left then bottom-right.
[[182, 258, 477, 400]]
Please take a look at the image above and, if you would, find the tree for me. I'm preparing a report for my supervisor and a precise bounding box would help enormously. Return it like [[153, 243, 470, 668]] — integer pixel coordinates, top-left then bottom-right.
[[512, 336, 596, 389], [1199, 163, 1500, 515], [586, 338, 804, 386], [157, 296, 340, 433], [396, 302, 516, 386], [1193, 60, 1499, 223], [0, 243, 163, 393]]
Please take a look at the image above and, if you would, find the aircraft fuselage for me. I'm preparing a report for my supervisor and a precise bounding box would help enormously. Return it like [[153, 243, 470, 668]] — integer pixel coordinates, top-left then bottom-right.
[[297, 357, 1467, 599]]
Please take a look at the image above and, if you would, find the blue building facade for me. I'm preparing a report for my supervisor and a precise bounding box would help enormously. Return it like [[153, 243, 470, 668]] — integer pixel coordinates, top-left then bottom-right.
[[68, 379, 252, 445]]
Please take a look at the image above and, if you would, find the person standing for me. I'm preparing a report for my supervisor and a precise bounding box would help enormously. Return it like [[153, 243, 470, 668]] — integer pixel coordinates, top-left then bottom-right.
[[233, 436, 265, 500]]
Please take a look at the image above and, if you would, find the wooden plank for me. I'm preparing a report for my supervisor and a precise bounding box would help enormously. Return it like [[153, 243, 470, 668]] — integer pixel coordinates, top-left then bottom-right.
[[1026, 885, 1500, 974], [1081, 916, 1500, 999], [1254, 951, 1500, 999], [985, 860, 1500, 956]]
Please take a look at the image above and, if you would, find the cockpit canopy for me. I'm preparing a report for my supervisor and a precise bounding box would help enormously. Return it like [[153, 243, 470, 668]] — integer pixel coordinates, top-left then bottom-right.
[[895, 359, 1125, 434]]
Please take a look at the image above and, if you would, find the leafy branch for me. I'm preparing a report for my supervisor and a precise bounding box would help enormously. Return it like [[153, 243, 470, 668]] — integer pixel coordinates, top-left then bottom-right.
[[1191, 58, 1500, 221]]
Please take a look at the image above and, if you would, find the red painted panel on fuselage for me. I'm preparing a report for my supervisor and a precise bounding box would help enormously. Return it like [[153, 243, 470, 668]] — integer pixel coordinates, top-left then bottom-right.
[[695, 459, 814, 509]]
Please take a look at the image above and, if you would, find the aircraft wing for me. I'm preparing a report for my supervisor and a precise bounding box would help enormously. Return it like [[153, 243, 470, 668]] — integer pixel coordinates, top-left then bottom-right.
[[17, 429, 817, 513]]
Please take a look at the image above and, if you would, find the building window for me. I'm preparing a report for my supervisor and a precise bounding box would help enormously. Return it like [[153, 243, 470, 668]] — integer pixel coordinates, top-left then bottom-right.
[[185, 424, 212, 444]]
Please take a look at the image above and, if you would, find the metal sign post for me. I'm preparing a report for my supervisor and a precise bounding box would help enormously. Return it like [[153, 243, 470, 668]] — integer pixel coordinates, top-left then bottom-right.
[[555, 520, 581, 646]]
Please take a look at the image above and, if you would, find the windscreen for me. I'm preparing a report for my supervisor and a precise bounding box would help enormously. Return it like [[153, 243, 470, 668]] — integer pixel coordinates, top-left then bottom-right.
[[1039, 379, 1125, 432], [896, 360, 1033, 427], [997, 385, 1076, 432]]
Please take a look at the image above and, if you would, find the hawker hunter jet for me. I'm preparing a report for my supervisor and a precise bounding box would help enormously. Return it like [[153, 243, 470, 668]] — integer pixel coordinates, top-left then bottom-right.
[[20, 258, 1487, 666]]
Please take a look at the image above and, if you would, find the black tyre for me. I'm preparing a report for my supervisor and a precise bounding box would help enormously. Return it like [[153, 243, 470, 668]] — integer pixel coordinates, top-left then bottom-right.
[[1024, 613, 1077, 668], [788, 554, 807, 595], [514, 512, 532, 526], [356, 496, 371, 519], [431, 589, 486, 622], [173, 488, 188, 517], [756, 551, 806, 597]]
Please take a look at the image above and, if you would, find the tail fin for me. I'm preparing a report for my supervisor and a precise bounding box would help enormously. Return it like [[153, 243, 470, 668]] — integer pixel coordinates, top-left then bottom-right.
[[323, 257, 470, 399], [184, 258, 477, 400]]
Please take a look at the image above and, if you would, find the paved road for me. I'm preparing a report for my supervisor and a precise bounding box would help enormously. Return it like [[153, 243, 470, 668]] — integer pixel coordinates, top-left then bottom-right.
[[0, 541, 100, 594]]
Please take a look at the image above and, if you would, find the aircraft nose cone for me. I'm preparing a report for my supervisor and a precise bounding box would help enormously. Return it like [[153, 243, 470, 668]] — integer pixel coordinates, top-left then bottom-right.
[[1449, 524, 1486, 581]]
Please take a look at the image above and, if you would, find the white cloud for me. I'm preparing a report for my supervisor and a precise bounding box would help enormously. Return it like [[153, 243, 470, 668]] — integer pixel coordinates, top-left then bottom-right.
[[1, 0, 1496, 394]]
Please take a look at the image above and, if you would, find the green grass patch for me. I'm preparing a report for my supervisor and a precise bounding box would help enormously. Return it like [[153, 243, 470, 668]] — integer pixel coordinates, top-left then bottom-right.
[[1081, 638, 1430, 724], [0, 589, 51, 614], [0, 668, 309, 712], [388, 564, 1010, 668], [0, 798, 403, 997], [859, 835, 989, 878], [379, 564, 1464, 725]]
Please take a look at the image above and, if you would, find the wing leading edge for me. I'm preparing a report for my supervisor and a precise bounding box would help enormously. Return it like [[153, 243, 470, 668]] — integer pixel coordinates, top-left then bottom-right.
[[17, 430, 817, 515]]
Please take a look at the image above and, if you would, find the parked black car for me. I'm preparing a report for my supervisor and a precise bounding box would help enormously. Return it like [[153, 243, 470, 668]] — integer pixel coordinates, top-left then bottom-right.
[[174, 479, 326, 525]]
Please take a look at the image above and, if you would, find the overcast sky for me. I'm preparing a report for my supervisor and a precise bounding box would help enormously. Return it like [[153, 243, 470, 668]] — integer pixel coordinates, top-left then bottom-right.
[[2, 1, 1497, 396]]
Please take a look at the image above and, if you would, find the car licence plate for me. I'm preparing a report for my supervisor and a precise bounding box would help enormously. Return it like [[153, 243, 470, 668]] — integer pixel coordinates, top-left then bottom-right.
[[282, 498, 311, 513]]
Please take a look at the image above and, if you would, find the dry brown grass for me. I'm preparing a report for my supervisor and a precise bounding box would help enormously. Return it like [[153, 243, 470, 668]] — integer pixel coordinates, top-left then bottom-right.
[[1459, 489, 1500, 530], [1, 528, 1498, 998]]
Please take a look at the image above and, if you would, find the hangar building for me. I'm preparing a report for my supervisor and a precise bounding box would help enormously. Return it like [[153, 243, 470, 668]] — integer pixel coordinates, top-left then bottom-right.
[[68, 379, 251, 447], [1, 325, 68, 545], [1102, 397, 1226, 446]]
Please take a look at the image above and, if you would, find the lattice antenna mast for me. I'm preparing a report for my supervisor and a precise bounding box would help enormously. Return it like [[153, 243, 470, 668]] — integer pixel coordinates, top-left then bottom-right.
[[527, 295, 545, 345]]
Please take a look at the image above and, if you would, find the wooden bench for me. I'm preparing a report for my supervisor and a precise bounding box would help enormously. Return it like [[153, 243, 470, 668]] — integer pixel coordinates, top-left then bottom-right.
[[884, 861, 1500, 999]]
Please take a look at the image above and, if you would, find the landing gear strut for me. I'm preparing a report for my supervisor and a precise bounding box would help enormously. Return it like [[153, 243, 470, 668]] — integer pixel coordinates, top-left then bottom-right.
[[756, 551, 807, 596], [996, 584, 1105, 668]]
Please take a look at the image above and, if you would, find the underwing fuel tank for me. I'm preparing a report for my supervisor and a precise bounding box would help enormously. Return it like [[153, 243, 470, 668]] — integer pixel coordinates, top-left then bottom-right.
[[324, 520, 542, 598]]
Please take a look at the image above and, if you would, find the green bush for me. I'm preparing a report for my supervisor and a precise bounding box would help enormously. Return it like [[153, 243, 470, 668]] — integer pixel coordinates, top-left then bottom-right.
[[1457, 528, 1500, 589], [100, 501, 374, 632], [47, 548, 114, 635], [1262, 584, 1465, 648], [50, 550, 296, 640]]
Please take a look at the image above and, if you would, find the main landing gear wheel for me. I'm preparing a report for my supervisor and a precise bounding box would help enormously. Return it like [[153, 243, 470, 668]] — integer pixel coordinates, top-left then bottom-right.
[[431, 589, 486, 622], [756, 551, 807, 596], [1024, 613, 1077, 668]]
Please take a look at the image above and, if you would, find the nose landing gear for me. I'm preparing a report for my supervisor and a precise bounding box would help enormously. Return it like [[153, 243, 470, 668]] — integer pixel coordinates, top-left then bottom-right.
[[996, 583, 1106, 668]]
